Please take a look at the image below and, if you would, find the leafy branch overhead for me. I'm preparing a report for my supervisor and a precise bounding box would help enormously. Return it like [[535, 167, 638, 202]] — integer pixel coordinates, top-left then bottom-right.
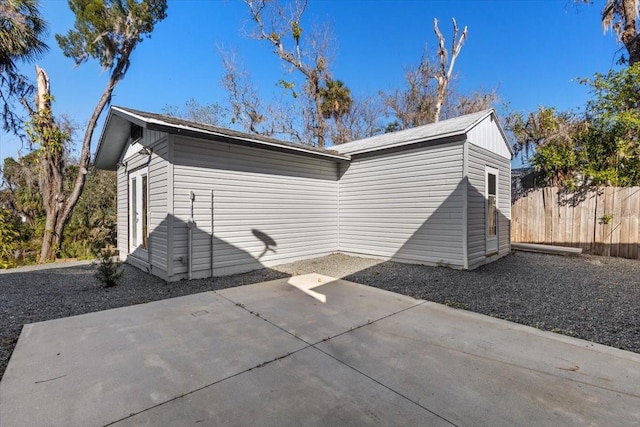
[[0, 0, 48, 133], [55, 0, 167, 72], [509, 63, 640, 189]]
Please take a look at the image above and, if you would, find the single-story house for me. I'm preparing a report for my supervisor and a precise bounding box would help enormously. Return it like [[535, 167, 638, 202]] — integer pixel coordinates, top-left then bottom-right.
[[94, 107, 512, 281]]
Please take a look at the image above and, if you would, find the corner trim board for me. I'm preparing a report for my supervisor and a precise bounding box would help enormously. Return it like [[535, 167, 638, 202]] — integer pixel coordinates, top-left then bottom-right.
[[462, 140, 469, 269]]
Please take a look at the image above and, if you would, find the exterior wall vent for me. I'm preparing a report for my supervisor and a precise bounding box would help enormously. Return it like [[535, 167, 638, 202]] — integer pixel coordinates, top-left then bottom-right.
[[130, 124, 143, 142]]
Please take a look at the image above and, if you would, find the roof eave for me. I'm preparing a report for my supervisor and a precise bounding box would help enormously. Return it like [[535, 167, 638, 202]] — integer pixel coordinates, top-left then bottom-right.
[[342, 130, 467, 156], [108, 106, 351, 163], [147, 121, 351, 162], [94, 109, 131, 171]]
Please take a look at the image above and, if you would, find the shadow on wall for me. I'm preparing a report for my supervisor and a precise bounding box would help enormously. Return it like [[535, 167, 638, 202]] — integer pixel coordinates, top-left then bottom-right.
[[129, 182, 508, 280], [373, 179, 510, 270], [389, 179, 467, 268], [128, 214, 283, 281]]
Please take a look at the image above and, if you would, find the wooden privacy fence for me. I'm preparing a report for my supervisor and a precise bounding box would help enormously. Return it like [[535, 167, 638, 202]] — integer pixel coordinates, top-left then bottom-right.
[[511, 186, 640, 260]]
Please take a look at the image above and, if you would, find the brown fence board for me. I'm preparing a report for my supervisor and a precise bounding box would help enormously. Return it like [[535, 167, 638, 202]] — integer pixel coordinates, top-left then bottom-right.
[[619, 188, 630, 259], [512, 186, 640, 260], [632, 188, 640, 260]]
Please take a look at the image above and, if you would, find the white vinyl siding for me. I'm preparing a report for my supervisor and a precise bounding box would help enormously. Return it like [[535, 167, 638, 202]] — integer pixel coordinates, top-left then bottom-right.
[[466, 143, 511, 268], [116, 166, 128, 260], [117, 130, 168, 277], [111, 111, 513, 279], [171, 136, 339, 279], [148, 138, 168, 277], [339, 142, 466, 268], [466, 115, 511, 159]]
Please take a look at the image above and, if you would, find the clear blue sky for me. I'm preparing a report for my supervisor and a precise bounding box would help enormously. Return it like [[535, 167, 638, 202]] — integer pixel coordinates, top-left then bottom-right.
[[0, 0, 623, 165]]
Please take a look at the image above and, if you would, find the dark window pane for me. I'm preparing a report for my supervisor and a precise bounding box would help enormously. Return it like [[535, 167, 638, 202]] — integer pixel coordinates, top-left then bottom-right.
[[488, 173, 496, 196], [488, 195, 496, 236]]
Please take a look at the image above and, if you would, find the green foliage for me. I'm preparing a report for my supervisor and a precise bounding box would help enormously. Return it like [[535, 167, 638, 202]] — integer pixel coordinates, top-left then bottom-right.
[[531, 131, 580, 188], [94, 249, 123, 287], [61, 169, 117, 258], [0, 208, 22, 268], [290, 20, 302, 44], [599, 213, 614, 225], [0, 160, 117, 261], [579, 64, 640, 186], [319, 79, 353, 120], [509, 64, 640, 189], [508, 107, 585, 188], [55, 0, 168, 69], [0, 0, 48, 132], [25, 95, 71, 158], [1, 154, 43, 223]]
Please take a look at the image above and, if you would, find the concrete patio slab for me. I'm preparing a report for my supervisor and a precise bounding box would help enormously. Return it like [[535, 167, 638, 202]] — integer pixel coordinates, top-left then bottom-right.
[[218, 273, 421, 344], [116, 346, 450, 426], [0, 291, 306, 427], [1, 273, 640, 426], [316, 301, 640, 426]]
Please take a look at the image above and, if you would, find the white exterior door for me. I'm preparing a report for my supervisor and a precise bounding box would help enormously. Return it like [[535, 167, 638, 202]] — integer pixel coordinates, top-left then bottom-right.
[[129, 168, 149, 257], [485, 166, 499, 255]]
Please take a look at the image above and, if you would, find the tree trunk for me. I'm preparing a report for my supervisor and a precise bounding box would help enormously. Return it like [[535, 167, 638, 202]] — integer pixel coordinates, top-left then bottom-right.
[[33, 54, 128, 263], [46, 51, 131, 261], [621, 0, 639, 65], [39, 204, 61, 262], [433, 18, 467, 123], [314, 79, 326, 148]]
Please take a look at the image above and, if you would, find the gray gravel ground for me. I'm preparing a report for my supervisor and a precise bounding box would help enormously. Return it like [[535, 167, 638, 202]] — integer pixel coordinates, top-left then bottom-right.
[[1, 251, 639, 381]]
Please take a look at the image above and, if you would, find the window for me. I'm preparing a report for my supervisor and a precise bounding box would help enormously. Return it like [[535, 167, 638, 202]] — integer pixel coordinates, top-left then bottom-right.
[[487, 172, 497, 236]]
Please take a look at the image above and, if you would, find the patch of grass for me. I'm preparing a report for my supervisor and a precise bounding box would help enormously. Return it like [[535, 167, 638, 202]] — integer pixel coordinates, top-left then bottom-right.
[[551, 327, 575, 336], [443, 299, 468, 310], [536, 322, 575, 337]]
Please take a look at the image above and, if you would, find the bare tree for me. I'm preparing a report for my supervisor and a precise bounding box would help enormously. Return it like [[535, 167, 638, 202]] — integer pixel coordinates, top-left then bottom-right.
[[451, 88, 499, 116], [330, 95, 385, 143], [381, 55, 439, 130], [162, 98, 226, 126], [380, 17, 495, 131], [433, 18, 468, 123], [221, 49, 307, 142], [221, 50, 267, 134]]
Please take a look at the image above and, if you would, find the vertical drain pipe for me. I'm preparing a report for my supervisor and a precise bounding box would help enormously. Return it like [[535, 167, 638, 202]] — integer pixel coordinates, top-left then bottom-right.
[[187, 190, 195, 280], [211, 190, 219, 277]]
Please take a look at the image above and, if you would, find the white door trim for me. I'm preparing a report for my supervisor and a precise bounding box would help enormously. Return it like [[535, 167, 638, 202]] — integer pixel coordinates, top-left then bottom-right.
[[129, 167, 149, 259], [485, 166, 499, 256]]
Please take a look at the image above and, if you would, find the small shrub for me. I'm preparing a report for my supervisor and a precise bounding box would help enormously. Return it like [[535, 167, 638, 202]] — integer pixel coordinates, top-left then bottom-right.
[[95, 249, 123, 288], [599, 213, 613, 225]]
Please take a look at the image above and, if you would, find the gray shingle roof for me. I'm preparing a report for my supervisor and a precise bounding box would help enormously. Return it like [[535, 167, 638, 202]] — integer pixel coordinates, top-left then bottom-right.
[[333, 109, 494, 155], [111, 106, 349, 160]]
